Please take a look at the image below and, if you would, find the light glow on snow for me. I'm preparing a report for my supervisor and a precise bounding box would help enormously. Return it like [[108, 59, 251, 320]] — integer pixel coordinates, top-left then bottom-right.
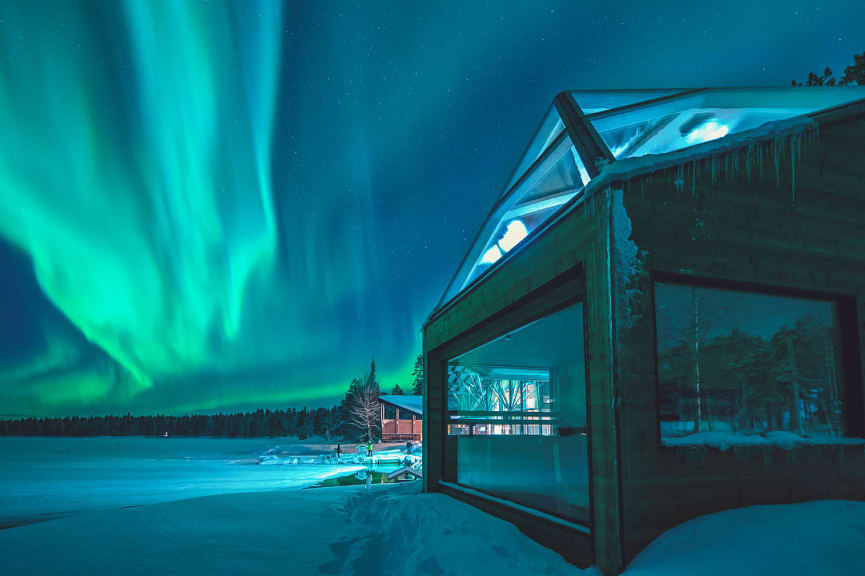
[[685, 120, 730, 145], [497, 220, 528, 253]]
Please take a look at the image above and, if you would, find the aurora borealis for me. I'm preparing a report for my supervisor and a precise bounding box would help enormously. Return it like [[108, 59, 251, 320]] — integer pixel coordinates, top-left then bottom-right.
[[1, 1, 863, 417]]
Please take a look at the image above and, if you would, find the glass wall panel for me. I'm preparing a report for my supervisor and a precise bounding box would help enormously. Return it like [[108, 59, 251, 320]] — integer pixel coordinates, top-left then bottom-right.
[[654, 281, 845, 440], [384, 404, 396, 420], [446, 304, 589, 524]]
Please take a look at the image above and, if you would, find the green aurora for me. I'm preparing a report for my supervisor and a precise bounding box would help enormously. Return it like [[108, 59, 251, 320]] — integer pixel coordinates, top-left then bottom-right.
[[0, 1, 422, 416], [0, 2, 289, 413], [1, 1, 862, 417]]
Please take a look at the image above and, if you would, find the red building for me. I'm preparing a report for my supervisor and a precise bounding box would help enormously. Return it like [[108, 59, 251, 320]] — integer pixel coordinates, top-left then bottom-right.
[[379, 395, 422, 442]]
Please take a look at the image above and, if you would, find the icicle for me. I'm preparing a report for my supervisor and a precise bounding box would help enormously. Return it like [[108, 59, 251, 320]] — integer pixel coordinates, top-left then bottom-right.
[[732, 150, 738, 181], [773, 137, 781, 190], [691, 161, 696, 197], [791, 133, 798, 202], [759, 143, 764, 182]]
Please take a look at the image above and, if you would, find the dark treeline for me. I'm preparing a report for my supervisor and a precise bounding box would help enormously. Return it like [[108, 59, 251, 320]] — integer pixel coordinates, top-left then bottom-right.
[[1, 356, 425, 441], [0, 406, 343, 440]]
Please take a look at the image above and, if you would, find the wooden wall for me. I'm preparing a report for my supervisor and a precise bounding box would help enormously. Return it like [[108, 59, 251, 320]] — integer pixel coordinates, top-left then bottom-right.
[[423, 190, 626, 573], [612, 112, 865, 565]]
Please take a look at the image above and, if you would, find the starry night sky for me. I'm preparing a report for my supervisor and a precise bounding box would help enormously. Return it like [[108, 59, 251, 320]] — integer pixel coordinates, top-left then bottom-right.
[[1, 1, 863, 417]]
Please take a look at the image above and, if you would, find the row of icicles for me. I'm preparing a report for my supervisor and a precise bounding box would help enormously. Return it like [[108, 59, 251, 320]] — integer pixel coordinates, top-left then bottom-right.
[[625, 126, 820, 202]]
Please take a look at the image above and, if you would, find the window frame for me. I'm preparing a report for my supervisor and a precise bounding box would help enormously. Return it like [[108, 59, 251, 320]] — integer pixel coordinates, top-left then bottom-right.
[[432, 267, 594, 529], [650, 271, 864, 446]]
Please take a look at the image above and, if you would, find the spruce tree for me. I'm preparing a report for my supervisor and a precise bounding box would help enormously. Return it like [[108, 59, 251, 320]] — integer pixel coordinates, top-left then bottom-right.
[[411, 355, 424, 396], [842, 51, 865, 86]]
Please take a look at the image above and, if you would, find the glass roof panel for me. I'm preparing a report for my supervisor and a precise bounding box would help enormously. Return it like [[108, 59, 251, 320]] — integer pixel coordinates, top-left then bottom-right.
[[588, 88, 865, 160], [569, 89, 687, 114], [503, 105, 565, 193], [442, 135, 589, 302], [435, 87, 865, 313]]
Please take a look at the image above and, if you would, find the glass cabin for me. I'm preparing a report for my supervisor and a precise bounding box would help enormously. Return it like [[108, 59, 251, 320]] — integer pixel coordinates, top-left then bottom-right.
[[423, 87, 865, 574]]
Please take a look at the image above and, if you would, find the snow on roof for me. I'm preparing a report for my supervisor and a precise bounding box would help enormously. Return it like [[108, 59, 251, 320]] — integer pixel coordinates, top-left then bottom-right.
[[434, 87, 865, 313], [378, 394, 423, 416]]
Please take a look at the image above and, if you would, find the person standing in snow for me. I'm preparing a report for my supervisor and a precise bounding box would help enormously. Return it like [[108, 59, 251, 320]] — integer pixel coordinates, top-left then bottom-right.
[[405, 440, 412, 455], [335, 444, 342, 463]]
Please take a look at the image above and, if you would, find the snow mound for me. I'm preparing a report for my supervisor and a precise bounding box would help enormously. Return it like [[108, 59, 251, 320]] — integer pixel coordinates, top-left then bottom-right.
[[320, 482, 596, 576], [625, 500, 865, 576]]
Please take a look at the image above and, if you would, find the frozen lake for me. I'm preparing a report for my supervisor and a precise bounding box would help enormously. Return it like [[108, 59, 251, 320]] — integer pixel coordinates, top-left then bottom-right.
[[0, 436, 358, 528]]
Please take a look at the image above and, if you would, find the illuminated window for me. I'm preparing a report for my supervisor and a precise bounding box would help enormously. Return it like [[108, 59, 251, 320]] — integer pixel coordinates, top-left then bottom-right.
[[446, 303, 589, 524]]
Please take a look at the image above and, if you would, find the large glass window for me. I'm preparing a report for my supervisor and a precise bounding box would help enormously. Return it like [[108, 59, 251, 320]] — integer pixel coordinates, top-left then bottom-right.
[[654, 281, 845, 441], [446, 303, 589, 524]]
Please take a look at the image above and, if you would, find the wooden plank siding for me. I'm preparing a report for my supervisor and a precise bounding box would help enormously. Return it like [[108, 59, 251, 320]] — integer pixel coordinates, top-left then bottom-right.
[[612, 112, 865, 565], [380, 401, 422, 441], [423, 190, 625, 573]]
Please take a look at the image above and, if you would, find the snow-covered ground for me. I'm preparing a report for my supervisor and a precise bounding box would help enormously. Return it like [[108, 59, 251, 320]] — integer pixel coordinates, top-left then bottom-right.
[[1, 437, 863, 575], [0, 436, 360, 527], [0, 480, 590, 576], [1, 478, 863, 575]]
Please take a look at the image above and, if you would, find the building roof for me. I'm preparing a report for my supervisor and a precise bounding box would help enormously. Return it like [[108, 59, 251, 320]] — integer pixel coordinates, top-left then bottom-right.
[[379, 394, 423, 416], [435, 87, 865, 313]]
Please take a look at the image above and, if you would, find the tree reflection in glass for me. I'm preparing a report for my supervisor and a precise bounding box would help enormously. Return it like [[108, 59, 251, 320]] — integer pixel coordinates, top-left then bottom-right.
[[654, 282, 844, 439]]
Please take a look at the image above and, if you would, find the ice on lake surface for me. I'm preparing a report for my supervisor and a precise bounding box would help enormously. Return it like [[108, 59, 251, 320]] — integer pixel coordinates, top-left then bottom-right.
[[0, 436, 356, 527]]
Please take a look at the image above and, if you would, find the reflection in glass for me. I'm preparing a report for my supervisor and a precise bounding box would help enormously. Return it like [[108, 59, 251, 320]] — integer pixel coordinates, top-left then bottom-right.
[[446, 304, 589, 524], [654, 282, 844, 440]]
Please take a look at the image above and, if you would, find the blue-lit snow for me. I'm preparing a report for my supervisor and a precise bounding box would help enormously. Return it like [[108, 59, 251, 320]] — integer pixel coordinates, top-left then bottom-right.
[[1, 476, 863, 575], [625, 500, 865, 576], [0, 436, 360, 527]]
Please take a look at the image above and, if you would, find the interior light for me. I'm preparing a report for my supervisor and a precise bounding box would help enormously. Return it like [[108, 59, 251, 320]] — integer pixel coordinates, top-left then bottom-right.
[[497, 220, 528, 253], [685, 120, 729, 145], [481, 245, 502, 264]]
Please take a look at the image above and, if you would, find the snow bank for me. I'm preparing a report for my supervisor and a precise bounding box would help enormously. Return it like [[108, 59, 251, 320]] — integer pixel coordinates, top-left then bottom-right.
[[625, 500, 865, 576], [323, 482, 596, 576], [662, 430, 865, 451]]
